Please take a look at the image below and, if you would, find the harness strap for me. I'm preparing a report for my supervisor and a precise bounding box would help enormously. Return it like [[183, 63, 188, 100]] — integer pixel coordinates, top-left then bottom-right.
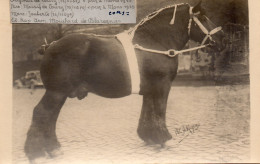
[[169, 5, 178, 25], [134, 44, 209, 57], [116, 32, 140, 94]]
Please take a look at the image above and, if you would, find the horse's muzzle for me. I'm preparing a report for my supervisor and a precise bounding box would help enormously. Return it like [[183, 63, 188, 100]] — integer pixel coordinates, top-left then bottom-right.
[[209, 36, 229, 52], [209, 40, 216, 46]]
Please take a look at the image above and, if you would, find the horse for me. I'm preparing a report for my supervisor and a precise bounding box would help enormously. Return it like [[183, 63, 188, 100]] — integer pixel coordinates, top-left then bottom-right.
[[24, 1, 226, 160]]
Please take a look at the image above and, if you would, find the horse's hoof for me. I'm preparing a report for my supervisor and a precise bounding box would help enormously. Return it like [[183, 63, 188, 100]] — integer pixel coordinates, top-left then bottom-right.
[[161, 143, 165, 148], [25, 127, 62, 160], [47, 148, 64, 158], [138, 131, 172, 144], [145, 139, 156, 145], [137, 120, 172, 145], [29, 155, 47, 164], [24, 130, 47, 160], [25, 146, 47, 163]]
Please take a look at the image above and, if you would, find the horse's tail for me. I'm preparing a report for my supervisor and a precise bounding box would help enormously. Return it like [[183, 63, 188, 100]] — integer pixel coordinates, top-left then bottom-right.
[[38, 40, 57, 55]]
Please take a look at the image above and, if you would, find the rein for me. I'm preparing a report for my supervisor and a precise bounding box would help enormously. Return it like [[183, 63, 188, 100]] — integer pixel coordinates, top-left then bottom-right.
[[134, 5, 222, 57]]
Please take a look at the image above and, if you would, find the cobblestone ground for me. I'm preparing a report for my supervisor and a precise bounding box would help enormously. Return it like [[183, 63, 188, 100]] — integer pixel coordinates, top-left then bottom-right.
[[13, 85, 250, 163]]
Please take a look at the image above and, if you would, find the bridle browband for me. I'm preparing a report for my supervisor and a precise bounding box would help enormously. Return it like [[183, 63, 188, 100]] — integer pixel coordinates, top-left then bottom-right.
[[134, 4, 223, 58]]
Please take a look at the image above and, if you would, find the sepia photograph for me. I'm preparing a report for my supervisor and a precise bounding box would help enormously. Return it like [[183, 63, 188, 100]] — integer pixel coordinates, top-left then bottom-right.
[[0, 0, 257, 163]]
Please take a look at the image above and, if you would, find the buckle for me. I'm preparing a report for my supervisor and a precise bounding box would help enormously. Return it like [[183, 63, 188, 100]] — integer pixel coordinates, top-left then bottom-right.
[[167, 50, 178, 57]]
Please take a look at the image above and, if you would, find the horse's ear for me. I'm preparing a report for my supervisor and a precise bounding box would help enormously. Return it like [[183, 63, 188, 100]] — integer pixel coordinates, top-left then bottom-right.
[[192, 0, 202, 13]]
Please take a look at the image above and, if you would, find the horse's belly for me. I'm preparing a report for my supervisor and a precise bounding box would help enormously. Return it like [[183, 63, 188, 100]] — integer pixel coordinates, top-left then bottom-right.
[[84, 62, 132, 98], [86, 73, 132, 98]]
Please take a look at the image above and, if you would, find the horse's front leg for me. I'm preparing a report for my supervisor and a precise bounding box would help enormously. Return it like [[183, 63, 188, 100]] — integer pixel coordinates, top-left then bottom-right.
[[137, 83, 172, 145], [24, 90, 67, 160]]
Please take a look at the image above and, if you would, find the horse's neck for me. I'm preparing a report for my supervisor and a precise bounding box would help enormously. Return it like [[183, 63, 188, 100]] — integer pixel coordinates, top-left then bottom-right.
[[132, 6, 190, 51]]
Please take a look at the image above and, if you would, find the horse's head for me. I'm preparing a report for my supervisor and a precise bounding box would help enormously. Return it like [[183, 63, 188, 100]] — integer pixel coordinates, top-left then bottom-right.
[[132, 4, 191, 50], [189, 1, 227, 52]]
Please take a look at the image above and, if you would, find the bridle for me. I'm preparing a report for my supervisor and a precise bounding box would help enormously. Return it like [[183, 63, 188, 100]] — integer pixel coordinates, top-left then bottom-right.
[[134, 4, 223, 58], [188, 7, 223, 46]]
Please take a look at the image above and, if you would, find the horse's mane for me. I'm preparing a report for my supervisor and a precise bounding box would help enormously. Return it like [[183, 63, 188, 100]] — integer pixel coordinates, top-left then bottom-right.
[[129, 3, 189, 37]]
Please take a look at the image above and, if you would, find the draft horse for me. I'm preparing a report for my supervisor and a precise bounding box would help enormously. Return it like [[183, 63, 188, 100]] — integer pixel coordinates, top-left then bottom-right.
[[24, 2, 226, 160]]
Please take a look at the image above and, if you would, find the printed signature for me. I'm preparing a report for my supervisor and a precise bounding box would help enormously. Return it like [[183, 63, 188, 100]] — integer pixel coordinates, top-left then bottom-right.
[[174, 123, 200, 136], [174, 123, 200, 143]]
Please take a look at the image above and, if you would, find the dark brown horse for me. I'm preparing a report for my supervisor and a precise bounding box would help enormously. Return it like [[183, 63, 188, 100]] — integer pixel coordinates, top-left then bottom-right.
[[24, 2, 226, 160]]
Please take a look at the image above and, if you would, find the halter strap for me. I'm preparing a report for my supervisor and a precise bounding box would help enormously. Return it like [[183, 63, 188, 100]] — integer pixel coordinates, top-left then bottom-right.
[[193, 16, 222, 45], [188, 7, 222, 45], [201, 26, 222, 44]]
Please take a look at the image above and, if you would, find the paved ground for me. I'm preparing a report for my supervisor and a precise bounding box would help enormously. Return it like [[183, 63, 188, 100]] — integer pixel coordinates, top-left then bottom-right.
[[13, 85, 250, 163]]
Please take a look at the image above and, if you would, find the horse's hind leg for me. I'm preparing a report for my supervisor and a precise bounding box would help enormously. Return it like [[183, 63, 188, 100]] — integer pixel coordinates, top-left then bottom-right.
[[137, 80, 172, 145], [24, 90, 67, 160]]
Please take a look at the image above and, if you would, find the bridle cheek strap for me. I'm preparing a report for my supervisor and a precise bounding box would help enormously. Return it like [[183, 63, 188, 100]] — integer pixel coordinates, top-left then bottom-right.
[[193, 16, 208, 34], [188, 7, 200, 35], [192, 16, 222, 45]]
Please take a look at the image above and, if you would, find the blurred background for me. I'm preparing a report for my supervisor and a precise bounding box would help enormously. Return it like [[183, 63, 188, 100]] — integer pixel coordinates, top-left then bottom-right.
[[12, 0, 249, 86]]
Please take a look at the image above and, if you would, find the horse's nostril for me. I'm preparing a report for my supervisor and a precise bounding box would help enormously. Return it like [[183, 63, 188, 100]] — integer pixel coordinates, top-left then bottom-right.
[[209, 40, 216, 46]]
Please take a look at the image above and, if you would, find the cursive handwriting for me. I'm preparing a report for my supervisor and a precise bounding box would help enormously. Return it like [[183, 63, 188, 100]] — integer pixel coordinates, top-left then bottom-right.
[[175, 123, 200, 136]]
